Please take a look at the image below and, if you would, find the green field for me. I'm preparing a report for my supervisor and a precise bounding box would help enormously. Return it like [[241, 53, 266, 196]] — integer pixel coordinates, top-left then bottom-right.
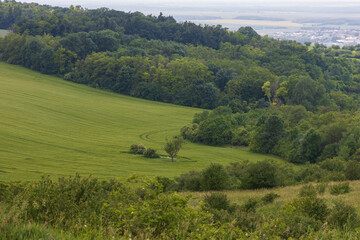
[[0, 62, 286, 181]]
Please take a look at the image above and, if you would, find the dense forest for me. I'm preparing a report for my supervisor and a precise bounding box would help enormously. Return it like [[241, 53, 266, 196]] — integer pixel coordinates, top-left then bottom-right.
[[2, 1, 360, 239]]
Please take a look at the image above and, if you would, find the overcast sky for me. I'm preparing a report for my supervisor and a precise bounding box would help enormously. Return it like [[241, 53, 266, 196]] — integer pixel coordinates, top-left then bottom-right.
[[18, 0, 360, 9]]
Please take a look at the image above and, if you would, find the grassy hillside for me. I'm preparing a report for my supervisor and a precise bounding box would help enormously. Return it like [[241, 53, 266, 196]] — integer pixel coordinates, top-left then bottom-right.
[[0, 62, 286, 181]]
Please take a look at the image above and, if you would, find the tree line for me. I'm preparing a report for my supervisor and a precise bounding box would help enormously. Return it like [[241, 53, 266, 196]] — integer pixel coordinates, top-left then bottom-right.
[[1, 1, 360, 111]]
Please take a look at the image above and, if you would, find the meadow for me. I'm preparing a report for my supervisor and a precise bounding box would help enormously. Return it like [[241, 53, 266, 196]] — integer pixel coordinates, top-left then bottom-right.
[[0, 62, 286, 181], [189, 180, 360, 214]]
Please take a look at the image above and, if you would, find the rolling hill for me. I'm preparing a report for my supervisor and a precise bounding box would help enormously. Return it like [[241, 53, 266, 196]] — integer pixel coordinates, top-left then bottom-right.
[[0, 62, 286, 181]]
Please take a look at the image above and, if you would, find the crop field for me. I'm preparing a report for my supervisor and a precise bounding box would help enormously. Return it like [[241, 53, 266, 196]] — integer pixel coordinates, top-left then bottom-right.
[[0, 62, 287, 181]]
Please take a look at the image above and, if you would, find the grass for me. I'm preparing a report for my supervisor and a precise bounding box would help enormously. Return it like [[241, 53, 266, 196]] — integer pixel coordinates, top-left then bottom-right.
[[0, 29, 9, 38], [0, 62, 288, 181], [189, 180, 360, 213]]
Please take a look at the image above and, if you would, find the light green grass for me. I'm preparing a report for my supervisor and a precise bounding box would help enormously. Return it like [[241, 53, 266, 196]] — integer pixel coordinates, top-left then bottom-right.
[[0, 29, 10, 38], [0, 62, 287, 181]]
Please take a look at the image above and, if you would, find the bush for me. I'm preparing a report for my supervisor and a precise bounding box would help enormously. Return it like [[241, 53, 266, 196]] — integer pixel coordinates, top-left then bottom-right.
[[241, 198, 259, 212], [322, 172, 346, 182], [155, 176, 177, 192], [299, 184, 318, 197], [329, 182, 351, 195], [275, 202, 323, 239], [291, 196, 329, 222], [297, 164, 327, 183], [261, 192, 280, 204], [328, 201, 359, 230], [175, 171, 202, 191], [201, 164, 230, 191], [231, 126, 249, 146], [130, 143, 146, 154], [203, 193, 230, 211], [234, 210, 261, 232], [241, 160, 278, 189], [316, 183, 328, 195], [143, 148, 159, 158], [345, 160, 360, 180], [319, 157, 345, 172], [3, 175, 111, 231]]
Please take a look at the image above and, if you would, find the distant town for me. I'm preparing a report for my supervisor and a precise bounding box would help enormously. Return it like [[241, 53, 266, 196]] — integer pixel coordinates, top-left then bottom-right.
[[266, 27, 360, 47]]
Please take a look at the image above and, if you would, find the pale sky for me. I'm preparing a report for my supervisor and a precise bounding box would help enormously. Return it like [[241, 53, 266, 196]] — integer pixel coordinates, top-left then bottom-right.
[[18, 0, 360, 9]]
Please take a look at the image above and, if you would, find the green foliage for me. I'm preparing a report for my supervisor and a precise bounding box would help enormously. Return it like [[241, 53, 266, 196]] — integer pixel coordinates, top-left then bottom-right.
[[291, 196, 329, 222], [3, 175, 111, 232], [143, 148, 159, 158], [328, 201, 359, 230], [297, 164, 327, 182], [201, 163, 230, 191], [345, 161, 360, 180], [231, 126, 249, 146], [329, 182, 351, 195], [102, 176, 215, 239], [175, 171, 202, 191], [316, 182, 328, 195], [274, 201, 323, 239], [241, 160, 278, 189], [250, 115, 284, 154], [299, 184, 318, 197], [261, 192, 280, 204], [241, 198, 259, 212], [202, 193, 231, 211], [298, 128, 323, 163], [163, 136, 183, 162], [319, 157, 346, 172], [130, 143, 146, 154]]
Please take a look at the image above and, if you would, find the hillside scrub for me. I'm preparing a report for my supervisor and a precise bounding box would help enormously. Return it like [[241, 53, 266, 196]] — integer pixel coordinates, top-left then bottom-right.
[[2, 174, 360, 239], [173, 159, 360, 192]]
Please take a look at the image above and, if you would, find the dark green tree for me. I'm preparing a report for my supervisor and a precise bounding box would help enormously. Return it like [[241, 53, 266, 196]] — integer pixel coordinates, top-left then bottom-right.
[[201, 164, 230, 191], [299, 129, 323, 163]]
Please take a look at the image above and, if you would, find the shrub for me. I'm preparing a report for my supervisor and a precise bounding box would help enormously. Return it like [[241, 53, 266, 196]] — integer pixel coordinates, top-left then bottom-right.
[[299, 184, 318, 197], [319, 157, 345, 172], [234, 210, 261, 232], [328, 201, 359, 230], [329, 182, 351, 195], [175, 171, 202, 191], [275, 202, 323, 239], [155, 176, 177, 192], [241, 160, 278, 189], [241, 198, 259, 212], [203, 193, 230, 211], [316, 182, 328, 195], [180, 123, 199, 142], [231, 126, 249, 146], [296, 164, 327, 183], [130, 143, 146, 154], [345, 160, 360, 180], [261, 192, 280, 204], [102, 176, 218, 239], [3, 175, 111, 231], [322, 172, 346, 182], [143, 148, 159, 158], [291, 196, 329, 221], [201, 164, 230, 191]]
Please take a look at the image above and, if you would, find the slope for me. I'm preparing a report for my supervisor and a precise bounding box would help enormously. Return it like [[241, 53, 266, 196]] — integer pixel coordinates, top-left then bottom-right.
[[0, 62, 285, 181]]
